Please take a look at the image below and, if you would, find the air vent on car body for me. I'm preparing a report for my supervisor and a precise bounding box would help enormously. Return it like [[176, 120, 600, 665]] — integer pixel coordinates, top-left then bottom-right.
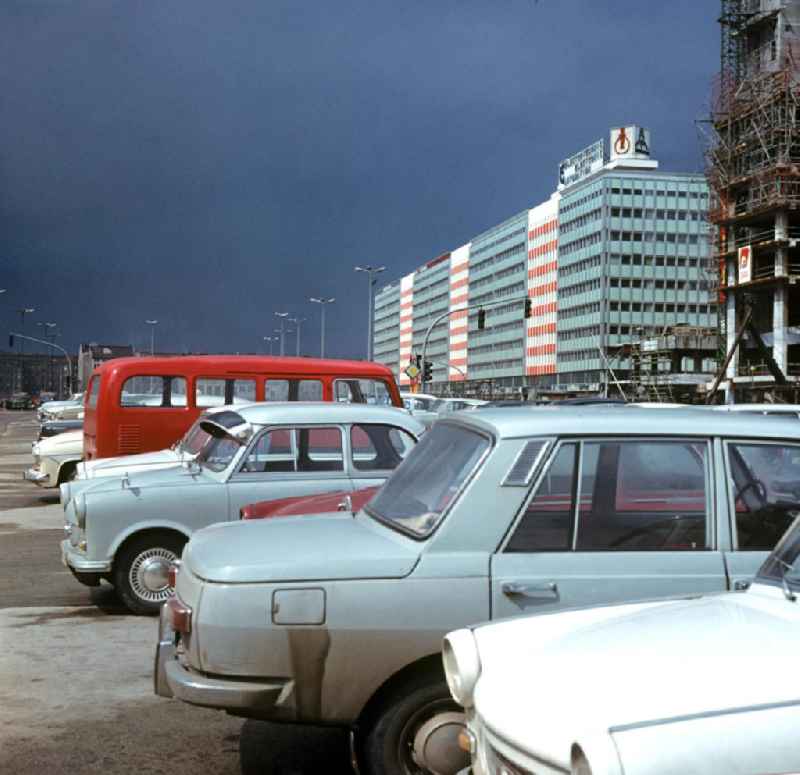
[[502, 440, 549, 487], [118, 424, 142, 454]]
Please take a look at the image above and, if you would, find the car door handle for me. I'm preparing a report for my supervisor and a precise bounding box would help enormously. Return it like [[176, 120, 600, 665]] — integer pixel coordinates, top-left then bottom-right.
[[502, 581, 559, 599], [733, 579, 751, 591]]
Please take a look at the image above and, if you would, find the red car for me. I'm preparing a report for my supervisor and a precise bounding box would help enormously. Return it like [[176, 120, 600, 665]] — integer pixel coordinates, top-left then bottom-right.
[[241, 485, 380, 520]]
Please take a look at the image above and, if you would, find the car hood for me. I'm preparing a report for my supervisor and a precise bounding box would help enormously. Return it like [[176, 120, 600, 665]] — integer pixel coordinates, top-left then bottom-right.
[[37, 429, 84, 455], [76, 462, 216, 497], [183, 513, 419, 583], [241, 485, 380, 519], [83, 447, 181, 478], [472, 588, 800, 763]]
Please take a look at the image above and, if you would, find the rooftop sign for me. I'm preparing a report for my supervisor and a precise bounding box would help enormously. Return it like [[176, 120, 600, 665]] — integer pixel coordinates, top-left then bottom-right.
[[558, 139, 605, 190]]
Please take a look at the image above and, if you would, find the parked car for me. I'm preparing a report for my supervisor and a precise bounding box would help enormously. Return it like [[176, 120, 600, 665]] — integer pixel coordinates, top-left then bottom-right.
[[153, 406, 800, 775], [25, 429, 83, 488], [38, 419, 83, 440], [61, 403, 423, 614], [5, 392, 34, 410], [444, 514, 800, 775], [38, 393, 84, 422], [400, 391, 439, 412]]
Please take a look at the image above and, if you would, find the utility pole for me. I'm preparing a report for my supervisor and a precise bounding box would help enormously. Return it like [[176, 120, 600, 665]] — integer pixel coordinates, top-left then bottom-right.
[[309, 297, 335, 358], [354, 265, 385, 360]]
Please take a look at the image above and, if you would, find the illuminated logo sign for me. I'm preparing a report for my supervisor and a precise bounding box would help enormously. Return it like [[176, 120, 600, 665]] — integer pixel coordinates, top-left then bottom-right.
[[558, 139, 605, 189], [610, 125, 651, 161], [738, 245, 752, 284]]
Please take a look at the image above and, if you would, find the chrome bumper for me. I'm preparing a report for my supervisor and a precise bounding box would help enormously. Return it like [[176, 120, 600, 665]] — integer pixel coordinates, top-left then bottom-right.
[[23, 467, 50, 485], [60, 539, 111, 573], [155, 604, 290, 710]]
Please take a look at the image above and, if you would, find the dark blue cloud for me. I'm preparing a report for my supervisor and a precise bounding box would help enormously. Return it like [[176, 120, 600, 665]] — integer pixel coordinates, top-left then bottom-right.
[[0, 0, 718, 358]]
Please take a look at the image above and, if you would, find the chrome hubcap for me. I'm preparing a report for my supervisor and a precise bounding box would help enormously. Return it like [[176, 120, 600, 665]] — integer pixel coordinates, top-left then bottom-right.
[[129, 547, 177, 603], [411, 711, 467, 775]]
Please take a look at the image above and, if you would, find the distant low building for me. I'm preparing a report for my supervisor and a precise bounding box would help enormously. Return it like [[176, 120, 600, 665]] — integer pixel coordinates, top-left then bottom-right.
[[0, 351, 73, 398], [77, 344, 135, 390]]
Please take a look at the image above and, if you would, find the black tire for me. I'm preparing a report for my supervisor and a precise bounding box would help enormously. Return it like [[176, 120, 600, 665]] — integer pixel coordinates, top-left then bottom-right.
[[361, 677, 467, 775], [239, 719, 351, 775], [113, 531, 186, 615]]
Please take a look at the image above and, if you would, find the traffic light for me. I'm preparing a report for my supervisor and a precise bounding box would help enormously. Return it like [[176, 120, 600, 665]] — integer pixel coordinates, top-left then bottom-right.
[[8, 335, 13, 349], [422, 360, 433, 383], [524, 297, 532, 319], [415, 353, 422, 369], [477, 308, 486, 330]]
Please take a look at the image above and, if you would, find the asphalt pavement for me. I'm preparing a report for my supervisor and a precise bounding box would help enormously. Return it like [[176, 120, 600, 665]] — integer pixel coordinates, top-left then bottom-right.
[[0, 412, 351, 775]]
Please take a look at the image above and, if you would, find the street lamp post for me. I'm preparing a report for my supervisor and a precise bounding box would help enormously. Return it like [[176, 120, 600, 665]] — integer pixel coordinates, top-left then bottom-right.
[[145, 319, 159, 356], [288, 317, 306, 356], [274, 312, 290, 356], [262, 336, 277, 355], [309, 297, 335, 358], [37, 322, 57, 392], [16, 307, 35, 394], [354, 265, 385, 361]]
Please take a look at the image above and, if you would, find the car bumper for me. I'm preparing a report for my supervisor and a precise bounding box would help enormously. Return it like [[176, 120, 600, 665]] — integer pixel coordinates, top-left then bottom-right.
[[155, 604, 290, 711], [23, 467, 50, 486], [60, 539, 111, 574]]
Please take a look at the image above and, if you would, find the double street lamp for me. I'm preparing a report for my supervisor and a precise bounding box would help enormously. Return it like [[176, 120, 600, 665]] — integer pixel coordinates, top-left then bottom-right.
[[262, 336, 277, 355], [274, 312, 290, 356], [309, 297, 335, 358], [354, 265, 385, 361], [288, 316, 306, 357]]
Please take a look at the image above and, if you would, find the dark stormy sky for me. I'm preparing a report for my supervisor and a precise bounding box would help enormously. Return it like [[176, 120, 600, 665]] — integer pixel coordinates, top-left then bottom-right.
[[0, 0, 718, 359]]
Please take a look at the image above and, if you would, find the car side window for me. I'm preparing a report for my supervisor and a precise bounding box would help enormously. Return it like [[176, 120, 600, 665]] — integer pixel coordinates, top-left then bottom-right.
[[334, 379, 391, 405], [120, 376, 187, 408], [264, 379, 323, 401], [196, 378, 257, 407], [506, 443, 577, 552], [576, 440, 708, 551], [350, 424, 415, 471], [506, 439, 709, 553], [241, 427, 344, 474], [727, 442, 800, 550]]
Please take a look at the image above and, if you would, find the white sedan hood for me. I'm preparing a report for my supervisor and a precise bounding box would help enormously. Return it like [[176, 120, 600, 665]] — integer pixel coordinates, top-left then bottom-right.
[[473, 589, 800, 764], [81, 447, 181, 478], [37, 429, 84, 456]]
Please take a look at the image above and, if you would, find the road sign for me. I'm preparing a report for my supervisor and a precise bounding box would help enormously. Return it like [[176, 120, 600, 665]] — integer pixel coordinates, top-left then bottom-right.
[[404, 364, 420, 380]]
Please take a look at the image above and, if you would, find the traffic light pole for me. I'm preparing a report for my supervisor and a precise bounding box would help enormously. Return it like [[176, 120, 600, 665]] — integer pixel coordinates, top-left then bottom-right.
[[420, 295, 530, 390], [9, 332, 73, 394]]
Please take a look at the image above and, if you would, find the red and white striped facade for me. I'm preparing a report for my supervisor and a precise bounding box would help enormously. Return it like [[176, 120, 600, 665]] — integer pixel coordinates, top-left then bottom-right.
[[447, 243, 470, 381], [398, 272, 415, 386], [525, 194, 559, 376]]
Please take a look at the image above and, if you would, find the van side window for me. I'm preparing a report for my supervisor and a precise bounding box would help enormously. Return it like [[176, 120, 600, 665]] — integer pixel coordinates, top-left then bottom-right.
[[265, 379, 323, 401], [120, 376, 188, 408], [727, 442, 800, 550], [335, 379, 391, 405], [196, 378, 257, 407]]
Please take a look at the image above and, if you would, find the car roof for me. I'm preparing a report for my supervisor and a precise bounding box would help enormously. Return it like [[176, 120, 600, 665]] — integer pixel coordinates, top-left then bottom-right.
[[713, 404, 800, 413], [446, 405, 800, 441], [219, 401, 425, 432]]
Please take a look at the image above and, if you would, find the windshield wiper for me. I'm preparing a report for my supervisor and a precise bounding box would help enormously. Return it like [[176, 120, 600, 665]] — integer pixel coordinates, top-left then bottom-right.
[[777, 559, 797, 603]]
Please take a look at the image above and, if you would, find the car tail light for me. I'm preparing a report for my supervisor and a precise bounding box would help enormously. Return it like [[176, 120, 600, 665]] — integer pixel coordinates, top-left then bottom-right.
[[167, 595, 192, 634], [167, 560, 181, 588]]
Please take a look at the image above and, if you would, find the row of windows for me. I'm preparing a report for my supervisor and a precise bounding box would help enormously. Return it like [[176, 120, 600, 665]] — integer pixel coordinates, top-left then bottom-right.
[[412, 291, 450, 316], [560, 231, 603, 257], [469, 358, 522, 373], [560, 187, 602, 215], [470, 319, 526, 339], [560, 207, 603, 235], [560, 301, 602, 320], [609, 254, 708, 268], [470, 242, 526, 275], [610, 207, 707, 221], [469, 261, 525, 291], [468, 339, 525, 356], [559, 254, 603, 278], [470, 281, 527, 308], [610, 186, 707, 199], [558, 325, 602, 343], [561, 278, 602, 298], [413, 268, 450, 298], [610, 231, 703, 245], [469, 226, 527, 259], [608, 301, 716, 314], [559, 349, 600, 363], [609, 277, 711, 291]]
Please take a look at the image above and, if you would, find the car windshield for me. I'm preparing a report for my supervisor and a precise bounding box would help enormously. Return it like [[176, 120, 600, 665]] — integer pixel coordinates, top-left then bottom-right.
[[757, 513, 800, 592], [364, 422, 490, 538], [178, 421, 212, 456], [196, 434, 242, 472]]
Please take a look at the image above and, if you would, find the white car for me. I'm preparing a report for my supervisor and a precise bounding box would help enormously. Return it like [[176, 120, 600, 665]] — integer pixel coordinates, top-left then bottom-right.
[[38, 393, 84, 422], [444, 519, 800, 775], [25, 429, 83, 487], [73, 409, 222, 482]]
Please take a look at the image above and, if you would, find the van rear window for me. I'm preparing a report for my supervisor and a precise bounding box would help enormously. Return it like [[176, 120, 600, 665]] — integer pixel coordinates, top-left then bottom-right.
[[121, 376, 188, 408]]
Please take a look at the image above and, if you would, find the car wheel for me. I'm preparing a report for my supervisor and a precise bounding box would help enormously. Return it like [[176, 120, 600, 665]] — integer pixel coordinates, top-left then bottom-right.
[[113, 532, 186, 615], [362, 678, 467, 775]]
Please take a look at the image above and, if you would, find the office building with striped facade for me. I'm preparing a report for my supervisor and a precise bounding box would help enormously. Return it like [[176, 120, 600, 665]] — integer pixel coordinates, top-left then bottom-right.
[[372, 127, 717, 395]]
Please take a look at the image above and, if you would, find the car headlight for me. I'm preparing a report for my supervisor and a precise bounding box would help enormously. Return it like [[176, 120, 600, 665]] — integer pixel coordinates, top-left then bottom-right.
[[74, 493, 87, 529], [442, 628, 481, 709]]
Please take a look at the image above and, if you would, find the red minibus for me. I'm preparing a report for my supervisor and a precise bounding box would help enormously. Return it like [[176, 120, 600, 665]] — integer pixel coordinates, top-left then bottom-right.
[[83, 355, 402, 460]]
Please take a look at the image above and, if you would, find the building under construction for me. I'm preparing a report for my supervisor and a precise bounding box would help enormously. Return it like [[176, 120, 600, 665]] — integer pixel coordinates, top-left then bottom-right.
[[707, 0, 800, 401]]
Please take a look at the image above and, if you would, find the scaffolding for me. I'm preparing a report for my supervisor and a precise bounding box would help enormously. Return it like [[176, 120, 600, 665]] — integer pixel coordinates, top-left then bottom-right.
[[705, 0, 800, 399]]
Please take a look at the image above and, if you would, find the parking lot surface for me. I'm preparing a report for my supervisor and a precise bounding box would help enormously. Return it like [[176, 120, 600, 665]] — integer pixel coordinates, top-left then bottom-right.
[[0, 412, 350, 775]]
